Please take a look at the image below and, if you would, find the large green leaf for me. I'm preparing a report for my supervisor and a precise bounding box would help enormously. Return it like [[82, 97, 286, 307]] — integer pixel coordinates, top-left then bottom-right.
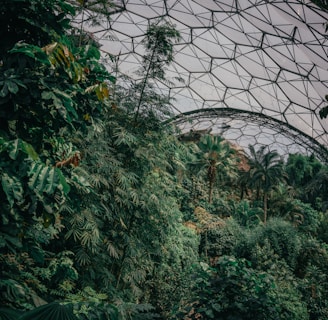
[[0, 70, 27, 98], [28, 162, 43, 190], [19, 302, 77, 320], [42, 90, 78, 123], [0, 81, 8, 97], [0, 138, 38, 161], [56, 168, 71, 194], [1, 173, 24, 208], [6, 80, 19, 94], [9, 42, 50, 65], [28, 163, 70, 195], [34, 166, 54, 194], [73, 301, 119, 320], [84, 45, 101, 60], [0, 307, 23, 320], [45, 167, 58, 194], [11, 139, 26, 159]]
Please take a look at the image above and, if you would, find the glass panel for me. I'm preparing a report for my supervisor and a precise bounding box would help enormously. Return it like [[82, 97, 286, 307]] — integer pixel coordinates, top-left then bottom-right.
[[84, 0, 328, 158]]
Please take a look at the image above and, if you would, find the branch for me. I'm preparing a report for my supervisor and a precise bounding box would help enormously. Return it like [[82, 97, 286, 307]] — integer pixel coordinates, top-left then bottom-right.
[[55, 152, 81, 168]]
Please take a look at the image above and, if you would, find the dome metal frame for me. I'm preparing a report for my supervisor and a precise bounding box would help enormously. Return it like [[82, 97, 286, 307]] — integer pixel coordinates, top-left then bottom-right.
[[78, 0, 328, 161], [169, 107, 328, 161]]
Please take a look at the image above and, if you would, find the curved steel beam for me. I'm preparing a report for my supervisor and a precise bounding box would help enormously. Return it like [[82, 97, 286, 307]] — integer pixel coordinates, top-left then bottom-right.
[[166, 108, 328, 163]]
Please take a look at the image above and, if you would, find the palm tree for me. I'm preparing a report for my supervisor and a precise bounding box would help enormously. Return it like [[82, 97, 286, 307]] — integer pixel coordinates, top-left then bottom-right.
[[305, 165, 328, 207], [285, 153, 323, 204], [194, 135, 237, 203], [247, 145, 286, 224], [268, 183, 305, 225]]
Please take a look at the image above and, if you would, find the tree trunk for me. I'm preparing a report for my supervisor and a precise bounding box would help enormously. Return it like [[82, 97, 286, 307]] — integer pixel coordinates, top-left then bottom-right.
[[209, 179, 213, 204], [208, 164, 216, 204], [263, 192, 268, 224]]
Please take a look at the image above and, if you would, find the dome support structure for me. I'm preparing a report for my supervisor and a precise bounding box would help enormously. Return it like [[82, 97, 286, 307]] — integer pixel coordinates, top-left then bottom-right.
[[78, 0, 328, 161], [168, 108, 328, 163]]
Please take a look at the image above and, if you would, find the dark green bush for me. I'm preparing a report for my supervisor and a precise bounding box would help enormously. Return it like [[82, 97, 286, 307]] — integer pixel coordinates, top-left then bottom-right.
[[177, 256, 308, 320], [236, 218, 301, 270]]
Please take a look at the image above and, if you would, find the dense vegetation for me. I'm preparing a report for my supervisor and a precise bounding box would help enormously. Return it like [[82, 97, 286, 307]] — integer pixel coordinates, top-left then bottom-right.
[[1, 1, 328, 319]]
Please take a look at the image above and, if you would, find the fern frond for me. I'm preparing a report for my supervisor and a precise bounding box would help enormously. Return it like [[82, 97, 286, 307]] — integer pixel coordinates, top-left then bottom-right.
[[112, 127, 137, 147], [75, 248, 91, 266], [105, 240, 120, 259]]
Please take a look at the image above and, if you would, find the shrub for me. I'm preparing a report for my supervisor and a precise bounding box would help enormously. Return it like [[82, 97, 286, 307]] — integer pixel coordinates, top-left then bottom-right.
[[177, 256, 308, 320]]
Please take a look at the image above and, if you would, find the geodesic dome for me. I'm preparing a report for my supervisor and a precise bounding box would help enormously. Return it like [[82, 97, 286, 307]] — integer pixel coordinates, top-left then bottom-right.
[[78, 0, 328, 161]]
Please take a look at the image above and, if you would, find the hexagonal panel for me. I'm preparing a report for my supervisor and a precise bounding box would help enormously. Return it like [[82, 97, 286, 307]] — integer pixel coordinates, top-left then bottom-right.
[[77, 0, 328, 160]]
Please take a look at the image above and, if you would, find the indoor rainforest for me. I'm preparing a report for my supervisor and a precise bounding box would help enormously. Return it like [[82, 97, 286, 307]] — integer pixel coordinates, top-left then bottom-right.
[[1, 1, 328, 320]]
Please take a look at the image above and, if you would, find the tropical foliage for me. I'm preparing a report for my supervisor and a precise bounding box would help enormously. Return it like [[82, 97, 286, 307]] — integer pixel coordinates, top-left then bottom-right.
[[241, 145, 286, 223], [192, 135, 238, 204], [2, 1, 328, 320]]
